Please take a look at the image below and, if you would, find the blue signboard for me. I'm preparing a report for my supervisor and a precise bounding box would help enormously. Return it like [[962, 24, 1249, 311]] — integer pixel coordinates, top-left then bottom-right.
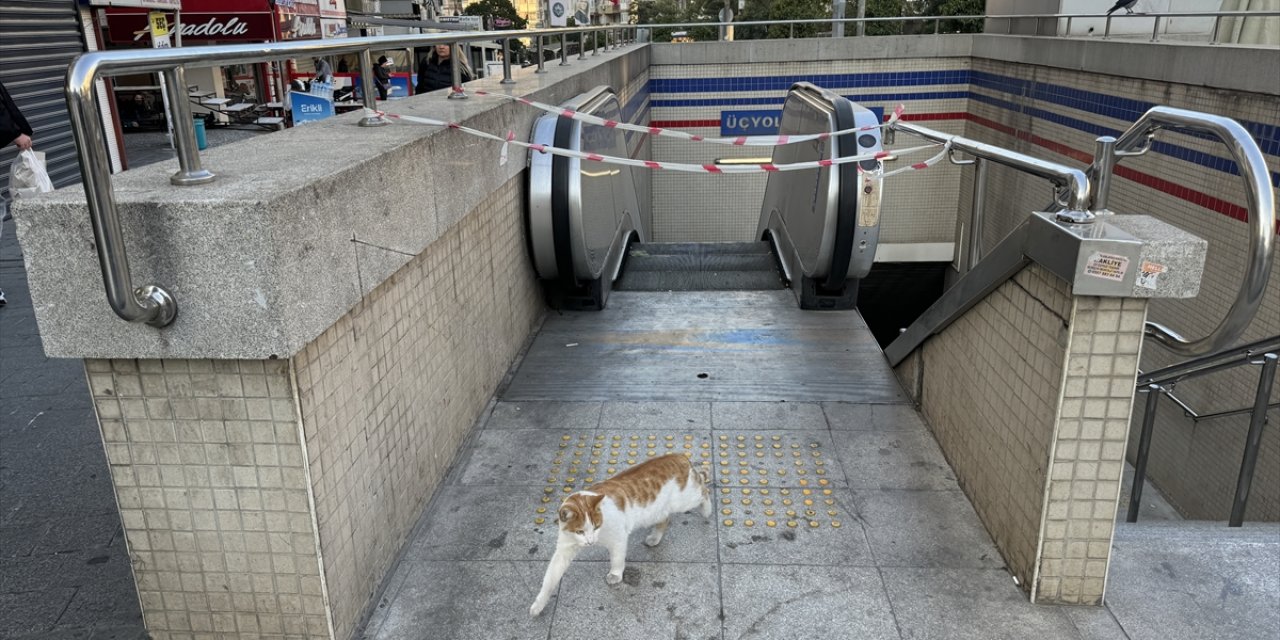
[[291, 91, 334, 125], [719, 105, 885, 136]]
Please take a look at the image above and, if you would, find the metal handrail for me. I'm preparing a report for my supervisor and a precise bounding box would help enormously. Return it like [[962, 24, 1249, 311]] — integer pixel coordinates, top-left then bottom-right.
[[1101, 107, 1276, 358], [891, 121, 1092, 218], [64, 26, 637, 327], [1129, 343, 1278, 527]]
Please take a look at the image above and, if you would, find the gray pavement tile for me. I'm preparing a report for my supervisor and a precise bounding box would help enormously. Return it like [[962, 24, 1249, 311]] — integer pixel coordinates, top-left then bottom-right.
[[712, 430, 844, 490], [0, 588, 77, 638], [359, 557, 411, 639], [0, 367, 79, 400], [720, 564, 899, 640], [1105, 526, 1280, 640], [485, 401, 602, 430], [1062, 606, 1130, 640], [853, 489, 1004, 569], [0, 522, 47, 558], [458, 429, 596, 485], [592, 429, 715, 481], [370, 561, 552, 640], [832, 430, 958, 490], [824, 402, 927, 431], [601, 401, 711, 430], [9, 627, 95, 640], [404, 484, 563, 562], [86, 627, 149, 640], [712, 401, 828, 430], [717, 487, 873, 566], [54, 571, 144, 628], [549, 561, 721, 640], [881, 568, 1078, 640]]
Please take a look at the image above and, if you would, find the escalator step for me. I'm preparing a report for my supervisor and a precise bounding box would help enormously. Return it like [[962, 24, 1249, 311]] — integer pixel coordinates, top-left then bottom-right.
[[614, 270, 785, 291], [626, 253, 777, 272], [629, 242, 772, 257]]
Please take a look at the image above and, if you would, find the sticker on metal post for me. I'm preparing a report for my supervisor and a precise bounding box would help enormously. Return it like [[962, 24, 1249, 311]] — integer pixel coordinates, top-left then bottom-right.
[[1084, 252, 1129, 282], [1136, 261, 1166, 289]]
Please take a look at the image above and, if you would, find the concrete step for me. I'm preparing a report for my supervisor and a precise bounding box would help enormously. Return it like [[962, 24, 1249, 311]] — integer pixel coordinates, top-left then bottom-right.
[[1113, 519, 1280, 545], [616, 242, 783, 291]]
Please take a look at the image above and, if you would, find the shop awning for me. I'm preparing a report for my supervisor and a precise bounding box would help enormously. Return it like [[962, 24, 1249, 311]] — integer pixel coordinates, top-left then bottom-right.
[[104, 0, 326, 44]]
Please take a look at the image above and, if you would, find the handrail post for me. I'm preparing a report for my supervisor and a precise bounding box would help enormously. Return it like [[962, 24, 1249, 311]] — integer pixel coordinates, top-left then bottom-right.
[[968, 158, 989, 269], [560, 34, 569, 65], [500, 38, 515, 84], [579, 31, 586, 59], [536, 36, 546, 73], [1090, 136, 1117, 212], [162, 66, 215, 186], [358, 49, 390, 125], [1210, 15, 1221, 44], [1127, 384, 1162, 523], [593, 29, 599, 55], [1151, 15, 1161, 42], [1065, 16, 1073, 36], [448, 43, 467, 99], [1229, 353, 1278, 527], [1104, 15, 1112, 39]]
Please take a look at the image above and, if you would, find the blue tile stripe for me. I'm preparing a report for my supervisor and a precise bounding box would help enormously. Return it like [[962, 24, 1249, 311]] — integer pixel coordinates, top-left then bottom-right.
[[651, 90, 968, 109], [650, 70, 970, 93]]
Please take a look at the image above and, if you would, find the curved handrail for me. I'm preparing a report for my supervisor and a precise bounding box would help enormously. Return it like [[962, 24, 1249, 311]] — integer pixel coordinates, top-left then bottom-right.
[[1107, 107, 1276, 357]]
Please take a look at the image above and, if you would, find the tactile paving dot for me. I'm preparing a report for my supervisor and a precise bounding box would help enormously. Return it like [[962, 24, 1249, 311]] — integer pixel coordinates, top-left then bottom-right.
[[714, 431, 843, 488], [537, 431, 713, 524], [712, 487, 843, 530]]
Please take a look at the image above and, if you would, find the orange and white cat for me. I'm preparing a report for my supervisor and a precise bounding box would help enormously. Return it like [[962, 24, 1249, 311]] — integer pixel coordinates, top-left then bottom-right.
[[529, 453, 711, 616]]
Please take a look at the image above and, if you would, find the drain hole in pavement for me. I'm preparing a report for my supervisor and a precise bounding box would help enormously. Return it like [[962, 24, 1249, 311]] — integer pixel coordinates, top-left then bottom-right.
[[697, 373, 709, 379]]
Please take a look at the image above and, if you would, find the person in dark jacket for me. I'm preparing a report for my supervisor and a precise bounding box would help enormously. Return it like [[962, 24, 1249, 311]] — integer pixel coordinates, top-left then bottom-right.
[[374, 55, 392, 101], [415, 44, 472, 95], [0, 79, 34, 305], [0, 80, 33, 152]]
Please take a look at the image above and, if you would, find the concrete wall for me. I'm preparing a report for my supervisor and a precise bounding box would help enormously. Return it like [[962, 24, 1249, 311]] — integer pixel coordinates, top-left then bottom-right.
[[16, 44, 650, 639], [899, 263, 1149, 604], [964, 38, 1280, 521]]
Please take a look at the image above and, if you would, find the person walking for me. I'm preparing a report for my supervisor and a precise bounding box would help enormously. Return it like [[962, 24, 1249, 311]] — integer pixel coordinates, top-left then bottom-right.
[[374, 55, 393, 101], [415, 44, 472, 95], [0, 78, 35, 307]]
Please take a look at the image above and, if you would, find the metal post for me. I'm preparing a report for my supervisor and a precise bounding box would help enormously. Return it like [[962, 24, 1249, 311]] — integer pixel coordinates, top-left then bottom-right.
[[536, 36, 546, 73], [1065, 16, 1072, 37], [358, 49, 390, 126], [161, 66, 215, 186], [593, 29, 599, 55], [1127, 384, 1162, 523], [1151, 16, 1161, 42], [1090, 136, 1117, 212], [1210, 16, 1221, 44], [579, 31, 586, 59], [500, 38, 515, 84], [1229, 353, 1278, 527], [559, 34, 568, 65], [834, 0, 845, 37], [448, 43, 467, 99], [1104, 16, 1112, 39], [856, 0, 866, 36], [968, 159, 988, 269], [934, 17, 940, 34], [790, 23, 795, 38]]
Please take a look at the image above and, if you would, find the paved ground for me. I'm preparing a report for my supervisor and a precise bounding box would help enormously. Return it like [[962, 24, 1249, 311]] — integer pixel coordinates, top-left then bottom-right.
[[121, 126, 269, 170], [0, 219, 146, 639], [359, 291, 1279, 640]]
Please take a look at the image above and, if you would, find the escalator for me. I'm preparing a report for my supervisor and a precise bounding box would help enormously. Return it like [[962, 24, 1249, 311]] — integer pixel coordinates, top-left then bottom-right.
[[527, 82, 883, 310]]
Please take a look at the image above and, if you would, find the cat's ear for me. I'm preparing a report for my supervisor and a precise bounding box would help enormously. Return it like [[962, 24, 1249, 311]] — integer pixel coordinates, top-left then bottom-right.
[[558, 507, 574, 523], [584, 493, 605, 511]]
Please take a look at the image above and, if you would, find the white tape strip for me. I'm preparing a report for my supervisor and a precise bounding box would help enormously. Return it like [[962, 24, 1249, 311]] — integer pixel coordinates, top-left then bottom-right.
[[370, 109, 950, 176], [473, 90, 905, 147]]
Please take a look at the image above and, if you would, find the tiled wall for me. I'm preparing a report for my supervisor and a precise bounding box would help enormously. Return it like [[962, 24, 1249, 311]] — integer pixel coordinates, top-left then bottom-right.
[[902, 263, 1147, 604], [291, 174, 543, 640], [87, 358, 330, 639], [961, 58, 1280, 521], [647, 60, 970, 244]]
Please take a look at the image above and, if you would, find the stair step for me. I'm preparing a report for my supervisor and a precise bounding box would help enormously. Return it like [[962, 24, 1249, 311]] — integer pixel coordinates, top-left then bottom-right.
[[626, 253, 777, 272], [614, 270, 785, 291], [629, 242, 772, 257]]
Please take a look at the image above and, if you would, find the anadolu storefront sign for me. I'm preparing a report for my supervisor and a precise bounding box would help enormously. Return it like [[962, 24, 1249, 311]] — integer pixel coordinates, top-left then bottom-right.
[[104, 0, 277, 44]]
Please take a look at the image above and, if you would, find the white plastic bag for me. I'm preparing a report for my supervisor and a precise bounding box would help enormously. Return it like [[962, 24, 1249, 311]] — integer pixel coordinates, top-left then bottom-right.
[[10, 149, 54, 199]]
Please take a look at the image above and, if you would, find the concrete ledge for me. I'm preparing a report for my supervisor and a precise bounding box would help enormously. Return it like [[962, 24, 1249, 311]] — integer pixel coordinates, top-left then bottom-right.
[[13, 46, 649, 360], [970, 34, 1280, 95], [650, 34, 976, 65]]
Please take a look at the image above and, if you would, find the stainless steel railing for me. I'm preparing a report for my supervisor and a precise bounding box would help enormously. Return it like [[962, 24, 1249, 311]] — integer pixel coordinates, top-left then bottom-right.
[[65, 26, 637, 327], [1089, 107, 1275, 358]]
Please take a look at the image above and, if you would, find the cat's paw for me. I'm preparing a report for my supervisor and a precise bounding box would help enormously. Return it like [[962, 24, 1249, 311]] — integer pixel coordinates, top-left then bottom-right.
[[529, 598, 549, 617], [605, 571, 623, 585], [643, 533, 664, 547]]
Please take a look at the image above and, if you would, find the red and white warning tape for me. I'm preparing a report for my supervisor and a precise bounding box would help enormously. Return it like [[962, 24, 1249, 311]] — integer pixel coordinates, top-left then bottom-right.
[[369, 109, 951, 176], [472, 90, 905, 147]]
